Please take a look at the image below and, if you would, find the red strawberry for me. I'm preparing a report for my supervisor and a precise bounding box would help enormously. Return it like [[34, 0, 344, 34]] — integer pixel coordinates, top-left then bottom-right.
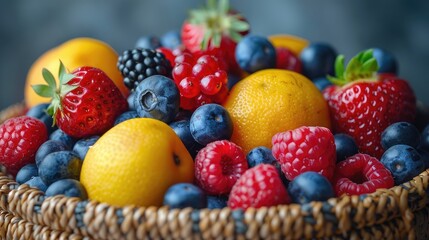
[[334, 153, 394, 196], [32, 62, 128, 138], [194, 140, 248, 195], [275, 47, 302, 73], [0, 116, 48, 175], [323, 49, 416, 158], [272, 126, 336, 181], [181, 0, 249, 74], [228, 164, 290, 210]]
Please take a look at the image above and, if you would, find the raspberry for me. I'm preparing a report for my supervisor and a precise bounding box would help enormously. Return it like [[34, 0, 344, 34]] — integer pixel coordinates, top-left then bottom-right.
[[228, 164, 290, 209], [334, 153, 394, 196], [194, 140, 248, 195], [272, 126, 336, 181], [0, 116, 48, 175], [172, 51, 229, 111]]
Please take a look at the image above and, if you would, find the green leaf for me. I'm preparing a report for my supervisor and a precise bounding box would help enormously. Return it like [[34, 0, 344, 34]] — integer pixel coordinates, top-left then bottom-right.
[[60, 85, 79, 97], [32, 84, 53, 98], [361, 49, 374, 63], [344, 57, 361, 81], [218, 0, 229, 15], [207, 0, 216, 9], [61, 73, 75, 85], [327, 75, 347, 86], [200, 30, 212, 50], [212, 32, 221, 47], [42, 68, 56, 89], [229, 30, 242, 43], [230, 19, 249, 32], [334, 55, 345, 79], [58, 60, 66, 83], [361, 58, 379, 73]]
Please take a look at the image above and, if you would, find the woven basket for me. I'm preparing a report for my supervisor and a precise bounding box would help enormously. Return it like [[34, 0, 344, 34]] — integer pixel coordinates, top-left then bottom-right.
[[1, 103, 428, 240]]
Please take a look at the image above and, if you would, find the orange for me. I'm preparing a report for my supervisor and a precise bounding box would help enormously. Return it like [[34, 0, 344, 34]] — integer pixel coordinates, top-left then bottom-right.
[[268, 34, 309, 56], [223, 69, 331, 154], [80, 118, 194, 207], [25, 37, 129, 108]]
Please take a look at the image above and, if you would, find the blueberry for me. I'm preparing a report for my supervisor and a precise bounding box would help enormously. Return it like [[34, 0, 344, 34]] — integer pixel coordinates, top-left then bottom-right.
[[160, 30, 182, 49], [127, 91, 136, 110], [135, 35, 161, 49], [174, 110, 193, 121], [235, 35, 276, 73], [334, 134, 359, 162], [35, 140, 69, 166], [163, 183, 207, 209], [207, 195, 228, 209], [287, 171, 334, 204], [372, 48, 398, 75], [45, 179, 88, 200], [24, 176, 48, 192], [300, 42, 337, 79], [380, 145, 425, 185], [114, 111, 139, 125], [227, 74, 242, 90], [73, 136, 100, 160], [50, 129, 77, 149], [16, 164, 38, 184], [417, 148, 429, 169], [170, 120, 204, 159], [381, 122, 420, 150], [312, 77, 333, 91], [415, 101, 429, 131], [420, 124, 429, 152], [134, 75, 180, 124], [38, 151, 83, 186], [246, 146, 277, 167], [26, 103, 57, 134], [190, 104, 233, 146]]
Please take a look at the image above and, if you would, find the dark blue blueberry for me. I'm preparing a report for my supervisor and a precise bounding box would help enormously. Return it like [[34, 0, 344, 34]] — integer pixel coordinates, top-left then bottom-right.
[[334, 134, 359, 163], [135, 35, 162, 49], [415, 101, 429, 131], [207, 195, 228, 209], [72, 136, 100, 160], [312, 77, 333, 91], [50, 129, 77, 149], [114, 111, 139, 125], [35, 140, 69, 166], [24, 176, 48, 192], [287, 171, 334, 204], [190, 104, 233, 146], [160, 30, 182, 49], [45, 179, 88, 200], [38, 151, 83, 186], [170, 120, 204, 159], [26, 103, 57, 134], [163, 183, 207, 209], [372, 48, 398, 75], [246, 146, 276, 167], [381, 122, 420, 150], [300, 42, 337, 79], [235, 35, 276, 73], [127, 91, 136, 110], [417, 148, 429, 169], [227, 74, 242, 90], [420, 124, 429, 152], [134, 75, 180, 123], [380, 145, 425, 185], [16, 164, 38, 184], [174, 110, 193, 121]]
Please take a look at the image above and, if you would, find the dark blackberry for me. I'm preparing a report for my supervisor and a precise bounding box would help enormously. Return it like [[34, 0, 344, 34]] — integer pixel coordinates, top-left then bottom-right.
[[117, 48, 172, 90]]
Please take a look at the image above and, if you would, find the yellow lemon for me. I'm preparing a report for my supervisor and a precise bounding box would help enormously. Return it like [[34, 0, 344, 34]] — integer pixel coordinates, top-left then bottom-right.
[[268, 34, 309, 56], [25, 37, 129, 108], [80, 118, 194, 207], [223, 69, 331, 154]]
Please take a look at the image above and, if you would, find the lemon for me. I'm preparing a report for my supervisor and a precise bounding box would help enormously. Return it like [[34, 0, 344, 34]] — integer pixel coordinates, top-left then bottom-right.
[[223, 69, 331, 153], [268, 34, 309, 56], [80, 118, 194, 207], [25, 37, 129, 108]]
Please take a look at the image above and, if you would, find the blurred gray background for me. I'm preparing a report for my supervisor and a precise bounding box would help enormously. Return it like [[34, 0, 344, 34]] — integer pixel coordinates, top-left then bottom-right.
[[0, 0, 428, 110]]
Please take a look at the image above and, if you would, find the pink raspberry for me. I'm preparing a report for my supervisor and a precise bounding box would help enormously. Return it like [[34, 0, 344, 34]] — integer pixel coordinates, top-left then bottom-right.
[[194, 140, 248, 195], [334, 153, 394, 196], [228, 164, 290, 209], [272, 126, 336, 181]]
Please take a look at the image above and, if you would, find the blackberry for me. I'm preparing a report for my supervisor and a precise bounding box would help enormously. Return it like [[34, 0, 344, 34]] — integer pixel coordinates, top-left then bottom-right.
[[117, 48, 172, 90]]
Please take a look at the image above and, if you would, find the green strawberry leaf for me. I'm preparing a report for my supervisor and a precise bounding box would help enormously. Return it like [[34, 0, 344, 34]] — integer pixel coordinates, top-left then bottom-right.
[[61, 73, 76, 85], [229, 30, 243, 43], [361, 58, 378, 74], [60, 85, 79, 97], [31, 84, 53, 98], [361, 49, 374, 63], [334, 55, 345, 80], [42, 68, 56, 89], [230, 19, 249, 32], [218, 0, 229, 15]]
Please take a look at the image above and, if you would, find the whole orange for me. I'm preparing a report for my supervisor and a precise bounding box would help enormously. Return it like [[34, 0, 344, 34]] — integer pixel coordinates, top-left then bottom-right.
[[223, 69, 331, 154], [25, 37, 129, 108], [268, 34, 309, 56], [80, 118, 194, 207]]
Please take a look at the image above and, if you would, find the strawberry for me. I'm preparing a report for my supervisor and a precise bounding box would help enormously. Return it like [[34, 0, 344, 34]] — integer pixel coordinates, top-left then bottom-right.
[[181, 0, 249, 74], [323, 49, 416, 158], [32, 61, 128, 138], [0, 116, 48, 175]]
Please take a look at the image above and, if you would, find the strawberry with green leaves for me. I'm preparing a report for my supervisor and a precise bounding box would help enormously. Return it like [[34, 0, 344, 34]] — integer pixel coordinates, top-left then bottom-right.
[[32, 62, 128, 138], [181, 0, 249, 74], [323, 49, 416, 158]]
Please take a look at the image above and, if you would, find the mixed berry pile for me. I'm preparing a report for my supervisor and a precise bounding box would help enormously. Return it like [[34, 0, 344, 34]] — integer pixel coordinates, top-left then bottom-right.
[[1, 0, 429, 211]]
